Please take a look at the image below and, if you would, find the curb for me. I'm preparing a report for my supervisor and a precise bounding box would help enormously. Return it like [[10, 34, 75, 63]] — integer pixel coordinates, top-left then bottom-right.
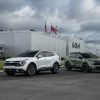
[[0, 70, 3, 72]]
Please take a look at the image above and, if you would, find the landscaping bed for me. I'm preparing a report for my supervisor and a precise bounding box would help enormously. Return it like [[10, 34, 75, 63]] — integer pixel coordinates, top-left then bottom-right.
[[0, 61, 4, 70]]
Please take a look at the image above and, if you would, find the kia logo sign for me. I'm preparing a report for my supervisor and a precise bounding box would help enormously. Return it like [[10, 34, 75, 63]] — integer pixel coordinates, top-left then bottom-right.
[[72, 42, 80, 48]]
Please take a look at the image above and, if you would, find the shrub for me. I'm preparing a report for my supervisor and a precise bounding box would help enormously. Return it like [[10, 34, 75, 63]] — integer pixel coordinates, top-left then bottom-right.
[[0, 61, 4, 70], [61, 57, 65, 61]]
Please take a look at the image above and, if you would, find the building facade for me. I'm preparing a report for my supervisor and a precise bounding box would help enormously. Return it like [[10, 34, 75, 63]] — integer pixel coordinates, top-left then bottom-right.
[[0, 31, 94, 58]]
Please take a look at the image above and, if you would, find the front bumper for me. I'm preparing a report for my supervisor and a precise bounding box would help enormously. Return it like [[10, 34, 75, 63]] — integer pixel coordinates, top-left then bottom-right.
[[4, 68, 25, 73], [91, 65, 100, 70], [3, 66, 26, 73]]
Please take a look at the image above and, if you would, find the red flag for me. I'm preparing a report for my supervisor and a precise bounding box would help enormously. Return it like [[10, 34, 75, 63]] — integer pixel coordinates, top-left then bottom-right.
[[51, 25, 58, 34], [45, 21, 47, 33]]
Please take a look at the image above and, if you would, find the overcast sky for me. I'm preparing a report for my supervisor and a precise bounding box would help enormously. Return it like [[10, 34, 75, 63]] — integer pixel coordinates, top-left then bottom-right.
[[0, 0, 100, 41]]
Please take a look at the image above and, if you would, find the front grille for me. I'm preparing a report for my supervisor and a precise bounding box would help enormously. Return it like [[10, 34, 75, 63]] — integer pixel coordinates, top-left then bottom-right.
[[5, 61, 22, 67], [5, 69, 16, 72], [4, 69, 24, 73], [94, 61, 100, 65], [95, 67, 100, 70]]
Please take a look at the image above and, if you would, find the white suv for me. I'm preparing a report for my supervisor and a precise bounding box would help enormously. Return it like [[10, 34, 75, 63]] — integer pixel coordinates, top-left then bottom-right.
[[3, 50, 60, 76]]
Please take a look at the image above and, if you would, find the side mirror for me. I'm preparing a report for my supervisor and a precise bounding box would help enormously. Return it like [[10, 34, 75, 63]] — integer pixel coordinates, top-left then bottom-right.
[[37, 55, 43, 59]]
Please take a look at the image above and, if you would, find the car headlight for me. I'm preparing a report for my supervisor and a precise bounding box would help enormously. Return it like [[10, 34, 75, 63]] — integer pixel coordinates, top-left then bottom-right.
[[88, 61, 95, 65], [20, 60, 28, 66]]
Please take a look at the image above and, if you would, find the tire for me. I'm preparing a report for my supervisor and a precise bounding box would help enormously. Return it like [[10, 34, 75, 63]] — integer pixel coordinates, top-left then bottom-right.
[[51, 63, 59, 74], [6, 72, 15, 76], [82, 64, 91, 73], [26, 63, 36, 76], [65, 62, 72, 71]]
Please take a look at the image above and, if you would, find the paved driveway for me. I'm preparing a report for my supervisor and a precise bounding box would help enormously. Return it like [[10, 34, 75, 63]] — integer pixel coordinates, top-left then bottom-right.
[[0, 69, 100, 100]]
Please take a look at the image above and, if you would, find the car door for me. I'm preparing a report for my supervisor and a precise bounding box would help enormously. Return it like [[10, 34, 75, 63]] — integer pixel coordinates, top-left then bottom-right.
[[35, 51, 46, 69], [44, 51, 53, 68], [76, 53, 83, 68], [69, 53, 77, 67]]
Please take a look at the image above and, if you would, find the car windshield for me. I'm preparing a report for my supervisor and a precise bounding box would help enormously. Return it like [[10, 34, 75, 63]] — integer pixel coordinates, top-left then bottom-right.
[[17, 51, 39, 57], [81, 53, 98, 58]]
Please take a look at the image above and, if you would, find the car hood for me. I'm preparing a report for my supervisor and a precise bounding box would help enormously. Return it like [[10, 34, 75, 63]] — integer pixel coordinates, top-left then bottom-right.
[[6, 57, 34, 62]]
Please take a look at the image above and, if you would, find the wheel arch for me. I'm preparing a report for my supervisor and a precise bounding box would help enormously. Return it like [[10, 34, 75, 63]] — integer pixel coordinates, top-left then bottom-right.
[[28, 62, 37, 70], [65, 60, 71, 66], [82, 62, 92, 72], [82, 62, 88, 66], [53, 61, 60, 68]]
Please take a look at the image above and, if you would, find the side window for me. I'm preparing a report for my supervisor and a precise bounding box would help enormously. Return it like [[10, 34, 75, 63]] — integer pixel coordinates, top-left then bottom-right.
[[77, 54, 82, 58], [44, 51, 52, 57], [69, 53, 76, 58], [50, 52, 55, 56], [37, 51, 45, 57]]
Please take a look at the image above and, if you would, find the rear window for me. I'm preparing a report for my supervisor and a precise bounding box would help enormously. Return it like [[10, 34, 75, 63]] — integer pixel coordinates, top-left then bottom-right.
[[50, 52, 55, 56], [44, 51, 55, 57], [69, 53, 76, 58], [81, 53, 98, 58]]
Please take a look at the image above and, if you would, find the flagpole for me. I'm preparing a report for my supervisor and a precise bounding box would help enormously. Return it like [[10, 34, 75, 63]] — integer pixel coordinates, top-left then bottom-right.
[[60, 32, 61, 60], [60, 27, 63, 60], [44, 20, 47, 50], [51, 24, 58, 54], [56, 33, 57, 54], [45, 21, 47, 33]]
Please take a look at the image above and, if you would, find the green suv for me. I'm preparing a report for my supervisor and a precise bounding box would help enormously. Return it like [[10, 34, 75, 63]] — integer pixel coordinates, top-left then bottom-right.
[[65, 52, 100, 72]]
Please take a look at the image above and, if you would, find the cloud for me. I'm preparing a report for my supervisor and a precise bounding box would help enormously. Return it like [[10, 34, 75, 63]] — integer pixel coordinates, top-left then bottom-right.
[[0, 0, 27, 12], [80, 21, 100, 32], [0, 0, 100, 42], [14, 6, 36, 18]]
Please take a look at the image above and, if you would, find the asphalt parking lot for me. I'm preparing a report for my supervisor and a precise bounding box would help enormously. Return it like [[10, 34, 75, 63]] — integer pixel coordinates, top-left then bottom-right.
[[0, 68, 100, 100]]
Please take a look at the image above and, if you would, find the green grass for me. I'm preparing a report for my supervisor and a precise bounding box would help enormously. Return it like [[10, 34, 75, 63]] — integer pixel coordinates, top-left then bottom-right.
[[0, 61, 4, 70], [60, 60, 65, 68]]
